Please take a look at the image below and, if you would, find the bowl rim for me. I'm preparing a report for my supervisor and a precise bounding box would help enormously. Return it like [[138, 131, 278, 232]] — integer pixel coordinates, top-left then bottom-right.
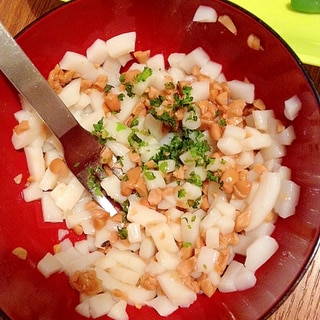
[[8, 0, 320, 319]]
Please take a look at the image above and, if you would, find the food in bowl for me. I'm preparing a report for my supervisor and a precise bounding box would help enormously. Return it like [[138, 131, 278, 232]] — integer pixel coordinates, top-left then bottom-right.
[[10, 5, 302, 317], [3, 0, 320, 319]]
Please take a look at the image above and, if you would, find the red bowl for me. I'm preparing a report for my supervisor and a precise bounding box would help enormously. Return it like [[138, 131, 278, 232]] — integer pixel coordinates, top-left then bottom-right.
[[0, 0, 319, 319]]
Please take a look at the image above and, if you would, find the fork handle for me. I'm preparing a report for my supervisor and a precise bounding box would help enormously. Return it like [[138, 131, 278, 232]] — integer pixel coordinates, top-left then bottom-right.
[[0, 22, 77, 138]]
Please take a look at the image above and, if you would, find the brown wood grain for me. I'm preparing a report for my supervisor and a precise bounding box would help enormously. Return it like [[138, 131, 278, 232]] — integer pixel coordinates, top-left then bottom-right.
[[0, 0, 319, 319]]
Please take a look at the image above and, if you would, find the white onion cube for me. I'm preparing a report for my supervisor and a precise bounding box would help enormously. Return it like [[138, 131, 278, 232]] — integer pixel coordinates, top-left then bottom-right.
[[37, 252, 63, 278], [245, 235, 279, 272], [193, 5, 218, 22], [284, 95, 302, 121], [106, 32, 136, 58]]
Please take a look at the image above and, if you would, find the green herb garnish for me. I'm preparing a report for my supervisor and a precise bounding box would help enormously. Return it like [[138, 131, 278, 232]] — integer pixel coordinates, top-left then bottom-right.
[[117, 226, 128, 240], [135, 67, 152, 83], [144, 171, 156, 181], [104, 84, 114, 94], [178, 188, 186, 198], [187, 171, 202, 186], [92, 119, 110, 144], [87, 165, 104, 197], [183, 242, 192, 248]]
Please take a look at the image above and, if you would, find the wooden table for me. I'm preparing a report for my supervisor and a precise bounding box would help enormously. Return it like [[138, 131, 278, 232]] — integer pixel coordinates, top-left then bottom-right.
[[0, 1, 319, 319]]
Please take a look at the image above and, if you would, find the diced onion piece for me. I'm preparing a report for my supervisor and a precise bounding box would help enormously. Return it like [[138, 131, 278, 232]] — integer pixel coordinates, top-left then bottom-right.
[[108, 266, 140, 286], [275, 179, 300, 218], [50, 177, 85, 212], [217, 215, 235, 235], [241, 129, 272, 152], [277, 125, 296, 145], [144, 113, 163, 141], [54, 246, 82, 272], [232, 234, 255, 256], [144, 170, 166, 190], [156, 250, 181, 270], [65, 209, 92, 230], [96, 267, 156, 306], [178, 182, 202, 201], [139, 237, 157, 259], [245, 172, 281, 231], [200, 60, 222, 80], [88, 292, 116, 319], [106, 32, 136, 58], [216, 201, 236, 219], [148, 223, 179, 253], [66, 251, 104, 277], [86, 38, 109, 65], [59, 238, 73, 251], [182, 107, 201, 130], [107, 300, 129, 320], [260, 140, 286, 160], [181, 211, 203, 247], [252, 110, 275, 131], [179, 47, 210, 74], [58, 229, 69, 241], [74, 240, 90, 255], [24, 144, 46, 181], [11, 126, 37, 150], [223, 125, 246, 140], [234, 264, 257, 291], [117, 53, 133, 67], [190, 81, 210, 102], [197, 246, 220, 273], [41, 192, 64, 222], [218, 260, 256, 292], [245, 222, 275, 238], [245, 235, 279, 272], [158, 159, 176, 174], [217, 136, 242, 155], [37, 252, 63, 278], [58, 78, 81, 108], [39, 168, 58, 191], [101, 175, 127, 204], [146, 53, 165, 70], [59, 51, 106, 81], [22, 182, 43, 202], [193, 5, 218, 22], [157, 271, 197, 307], [106, 140, 130, 157], [127, 201, 166, 227], [150, 70, 171, 90], [103, 118, 132, 144], [228, 80, 255, 103], [146, 295, 178, 317], [127, 222, 142, 243], [75, 299, 90, 318], [205, 227, 220, 248], [284, 95, 302, 121], [168, 53, 186, 67], [218, 260, 242, 292]]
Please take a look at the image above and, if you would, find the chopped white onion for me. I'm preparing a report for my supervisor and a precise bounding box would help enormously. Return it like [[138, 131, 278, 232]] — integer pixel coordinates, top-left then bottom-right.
[[284, 95, 302, 121], [193, 5, 218, 23]]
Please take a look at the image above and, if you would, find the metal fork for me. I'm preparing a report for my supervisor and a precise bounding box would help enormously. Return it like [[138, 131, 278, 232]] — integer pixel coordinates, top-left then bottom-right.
[[0, 22, 118, 215]]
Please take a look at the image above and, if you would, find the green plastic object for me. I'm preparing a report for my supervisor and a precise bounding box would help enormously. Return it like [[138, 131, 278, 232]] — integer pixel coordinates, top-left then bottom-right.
[[291, 0, 320, 13]]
